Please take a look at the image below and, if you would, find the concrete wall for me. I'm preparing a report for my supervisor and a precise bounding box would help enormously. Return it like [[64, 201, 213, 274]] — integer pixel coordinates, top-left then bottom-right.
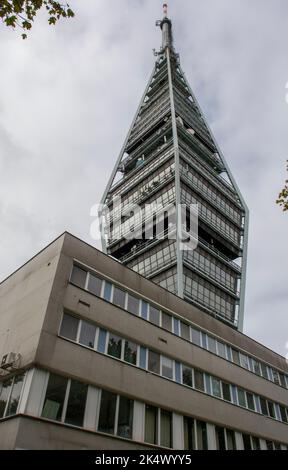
[[0, 235, 65, 375]]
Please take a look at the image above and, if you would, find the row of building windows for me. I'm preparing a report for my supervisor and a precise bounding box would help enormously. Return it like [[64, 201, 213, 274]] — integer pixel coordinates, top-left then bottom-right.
[[70, 265, 288, 391], [183, 269, 236, 323], [59, 311, 288, 426], [182, 185, 241, 246], [183, 244, 238, 293], [1, 370, 287, 450]]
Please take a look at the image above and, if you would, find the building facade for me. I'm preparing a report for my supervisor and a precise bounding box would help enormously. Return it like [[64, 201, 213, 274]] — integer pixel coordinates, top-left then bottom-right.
[[101, 7, 248, 331], [0, 233, 287, 449]]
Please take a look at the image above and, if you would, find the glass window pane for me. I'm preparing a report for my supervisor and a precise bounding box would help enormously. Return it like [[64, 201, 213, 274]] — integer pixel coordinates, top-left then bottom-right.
[[182, 367, 193, 387], [65, 380, 88, 427], [184, 417, 195, 450], [162, 356, 173, 379], [150, 306, 160, 326], [232, 349, 240, 365], [181, 322, 190, 341], [87, 274, 102, 296], [139, 347, 147, 369], [201, 333, 207, 349], [113, 287, 126, 309], [6, 374, 25, 417], [215, 426, 226, 450], [173, 317, 180, 336], [226, 429, 236, 450], [160, 409, 172, 448], [194, 370, 204, 391], [246, 392, 255, 411], [279, 405, 288, 423], [124, 341, 137, 365], [141, 301, 148, 320], [148, 351, 160, 374], [98, 390, 117, 434], [191, 328, 201, 346], [242, 434, 252, 450], [222, 382, 231, 402], [117, 396, 133, 439], [197, 420, 208, 450], [237, 388, 246, 407], [267, 401, 275, 418], [162, 312, 172, 331], [240, 353, 250, 370], [211, 377, 221, 398], [260, 363, 269, 380], [260, 397, 268, 416], [42, 374, 68, 421], [253, 360, 261, 376], [79, 321, 96, 348], [70, 266, 86, 288], [208, 336, 217, 354], [127, 294, 139, 315], [103, 281, 112, 301], [97, 328, 107, 353], [217, 341, 226, 359], [107, 334, 122, 359], [60, 313, 79, 341], [204, 374, 211, 395], [0, 377, 13, 418], [175, 362, 181, 383], [145, 405, 157, 444]]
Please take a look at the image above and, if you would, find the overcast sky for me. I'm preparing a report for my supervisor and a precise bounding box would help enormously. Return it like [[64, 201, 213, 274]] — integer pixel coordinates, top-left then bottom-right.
[[0, 0, 287, 357]]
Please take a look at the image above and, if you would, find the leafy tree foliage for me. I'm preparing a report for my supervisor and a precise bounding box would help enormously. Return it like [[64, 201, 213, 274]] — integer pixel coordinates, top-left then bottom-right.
[[276, 161, 288, 212], [0, 1, 74, 38]]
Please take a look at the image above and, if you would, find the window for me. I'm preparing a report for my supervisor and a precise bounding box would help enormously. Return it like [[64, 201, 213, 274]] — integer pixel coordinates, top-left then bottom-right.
[[184, 417, 196, 450], [279, 405, 288, 423], [139, 347, 147, 369], [194, 370, 204, 392], [207, 336, 217, 354], [226, 429, 236, 450], [242, 433, 252, 450], [5, 374, 25, 417], [246, 392, 255, 411], [260, 397, 268, 416], [148, 351, 160, 374], [103, 281, 112, 301], [173, 317, 180, 336], [175, 362, 181, 383], [60, 313, 79, 341], [162, 312, 172, 331], [237, 388, 246, 408], [150, 306, 160, 326], [141, 301, 148, 319], [201, 333, 207, 349], [124, 341, 137, 365], [127, 294, 139, 315], [117, 396, 133, 439], [87, 273, 102, 296], [162, 356, 173, 379], [0, 377, 13, 418], [145, 405, 158, 445], [196, 421, 208, 450], [272, 369, 280, 385], [182, 366, 193, 387], [65, 380, 88, 427], [222, 382, 231, 402], [240, 353, 250, 370], [97, 328, 107, 353], [70, 265, 86, 288], [160, 409, 172, 448], [217, 341, 226, 359], [251, 436, 260, 450], [279, 373, 286, 388], [191, 328, 201, 346], [79, 320, 96, 348], [260, 363, 269, 380], [252, 359, 261, 376], [107, 333, 122, 359], [211, 377, 221, 398], [181, 322, 190, 341], [266, 440, 273, 450], [98, 390, 117, 434], [42, 374, 68, 421], [267, 401, 275, 419], [113, 287, 126, 309], [215, 426, 226, 450], [232, 349, 240, 365]]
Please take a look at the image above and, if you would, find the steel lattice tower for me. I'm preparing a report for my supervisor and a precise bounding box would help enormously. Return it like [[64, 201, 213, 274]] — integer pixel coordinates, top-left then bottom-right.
[[101, 5, 248, 331]]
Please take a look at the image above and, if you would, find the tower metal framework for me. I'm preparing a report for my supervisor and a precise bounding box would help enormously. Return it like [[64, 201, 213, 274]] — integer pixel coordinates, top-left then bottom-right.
[[101, 6, 249, 331]]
